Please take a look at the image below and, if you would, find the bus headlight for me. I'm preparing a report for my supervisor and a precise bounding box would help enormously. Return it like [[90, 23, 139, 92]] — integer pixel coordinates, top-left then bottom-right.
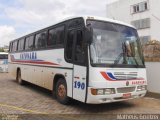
[[137, 85, 147, 91], [91, 88, 115, 95], [104, 88, 115, 94], [97, 89, 104, 95]]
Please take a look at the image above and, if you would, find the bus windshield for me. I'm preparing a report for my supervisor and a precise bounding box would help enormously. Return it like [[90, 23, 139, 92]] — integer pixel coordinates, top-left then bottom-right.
[[88, 20, 144, 67], [0, 54, 8, 59]]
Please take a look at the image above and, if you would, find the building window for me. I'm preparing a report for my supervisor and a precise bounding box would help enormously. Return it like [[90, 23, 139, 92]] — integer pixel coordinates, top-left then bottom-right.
[[131, 18, 150, 29], [133, 6, 137, 13], [131, 1, 148, 14], [145, 2, 148, 10]]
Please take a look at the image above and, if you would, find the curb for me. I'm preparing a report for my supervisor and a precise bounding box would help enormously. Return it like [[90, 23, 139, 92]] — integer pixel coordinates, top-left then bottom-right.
[[146, 91, 160, 99]]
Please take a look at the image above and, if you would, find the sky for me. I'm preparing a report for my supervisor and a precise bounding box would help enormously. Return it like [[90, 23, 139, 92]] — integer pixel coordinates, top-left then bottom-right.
[[0, 0, 118, 47]]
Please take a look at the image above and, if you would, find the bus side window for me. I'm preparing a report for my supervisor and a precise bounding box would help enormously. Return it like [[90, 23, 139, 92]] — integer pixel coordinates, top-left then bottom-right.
[[12, 41, 18, 52], [66, 30, 74, 61], [35, 31, 47, 49], [75, 30, 85, 64], [18, 38, 25, 51], [48, 26, 64, 47], [25, 36, 34, 50], [48, 29, 56, 47], [56, 26, 64, 44]]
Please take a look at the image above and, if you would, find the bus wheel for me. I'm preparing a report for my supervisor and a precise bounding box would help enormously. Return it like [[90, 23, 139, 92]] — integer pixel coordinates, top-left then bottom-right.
[[17, 70, 24, 85], [56, 78, 70, 105]]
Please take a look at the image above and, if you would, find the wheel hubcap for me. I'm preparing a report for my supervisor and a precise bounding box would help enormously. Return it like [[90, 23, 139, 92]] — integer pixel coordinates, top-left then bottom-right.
[[58, 84, 66, 98]]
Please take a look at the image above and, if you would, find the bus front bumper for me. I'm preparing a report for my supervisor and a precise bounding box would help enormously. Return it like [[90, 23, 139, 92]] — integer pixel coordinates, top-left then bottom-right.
[[86, 87, 147, 104]]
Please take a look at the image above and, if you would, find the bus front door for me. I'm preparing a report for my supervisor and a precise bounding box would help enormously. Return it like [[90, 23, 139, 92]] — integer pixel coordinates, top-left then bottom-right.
[[73, 30, 87, 102]]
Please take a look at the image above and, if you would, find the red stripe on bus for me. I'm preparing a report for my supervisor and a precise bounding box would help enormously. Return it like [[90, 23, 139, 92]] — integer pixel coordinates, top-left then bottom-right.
[[100, 72, 144, 81], [12, 60, 59, 66], [100, 72, 112, 81]]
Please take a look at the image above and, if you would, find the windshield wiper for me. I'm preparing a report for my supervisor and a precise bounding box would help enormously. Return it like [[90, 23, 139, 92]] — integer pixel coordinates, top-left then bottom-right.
[[125, 42, 139, 67], [114, 53, 123, 65]]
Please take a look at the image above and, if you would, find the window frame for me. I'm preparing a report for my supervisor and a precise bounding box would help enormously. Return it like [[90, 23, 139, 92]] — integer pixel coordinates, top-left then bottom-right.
[[47, 25, 65, 48], [35, 30, 47, 50], [24, 35, 35, 51], [9, 18, 86, 53], [64, 18, 86, 65], [65, 28, 87, 66], [131, 18, 150, 30], [17, 38, 25, 51], [73, 29, 86, 66], [131, 1, 148, 14], [12, 40, 18, 52], [65, 29, 75, 63]]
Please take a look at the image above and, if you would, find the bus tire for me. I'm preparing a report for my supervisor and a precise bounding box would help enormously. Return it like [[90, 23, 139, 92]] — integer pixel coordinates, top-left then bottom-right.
[[55, 78, 70, 105], [17, 70, 24, 85]]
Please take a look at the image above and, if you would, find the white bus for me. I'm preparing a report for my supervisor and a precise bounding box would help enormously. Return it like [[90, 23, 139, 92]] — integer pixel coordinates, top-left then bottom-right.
[[8, 16, 147, 104], [0, 52, 8, 72]]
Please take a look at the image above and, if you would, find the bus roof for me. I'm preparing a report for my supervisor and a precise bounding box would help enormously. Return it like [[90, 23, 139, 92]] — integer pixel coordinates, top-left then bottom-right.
[[59, 16, 135, 29], [10, 16, 136, 42]]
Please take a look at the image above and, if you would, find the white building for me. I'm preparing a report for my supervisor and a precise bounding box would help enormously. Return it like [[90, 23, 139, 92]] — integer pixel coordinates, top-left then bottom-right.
[[106, 0, 160, 45]]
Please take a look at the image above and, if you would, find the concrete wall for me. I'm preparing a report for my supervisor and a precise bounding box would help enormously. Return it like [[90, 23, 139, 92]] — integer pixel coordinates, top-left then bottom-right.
[[150, 0, 160, 40], [145, 62, 160, 94]]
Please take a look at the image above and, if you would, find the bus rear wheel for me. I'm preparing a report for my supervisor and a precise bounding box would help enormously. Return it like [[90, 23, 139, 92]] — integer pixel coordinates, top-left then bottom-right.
[[17, 70, 24, 85], [55, 78, 70, 104]]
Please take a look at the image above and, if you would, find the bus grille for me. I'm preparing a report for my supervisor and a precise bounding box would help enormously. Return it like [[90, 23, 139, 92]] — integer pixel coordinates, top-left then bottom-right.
[[114, 72, 138, 80], [117, 87, 135, 93]]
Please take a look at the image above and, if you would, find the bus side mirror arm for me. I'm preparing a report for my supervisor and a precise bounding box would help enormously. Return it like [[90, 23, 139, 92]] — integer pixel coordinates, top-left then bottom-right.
[[85, 26, 92, 44]]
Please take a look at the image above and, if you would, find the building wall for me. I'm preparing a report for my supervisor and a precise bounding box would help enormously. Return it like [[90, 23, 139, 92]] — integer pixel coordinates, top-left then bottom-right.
[[107, 0, 160, 94], [106, 0, 160, 43], [145, 62, 160, 94], [150, 0, 160, 41], [106, 0, 131, 23]]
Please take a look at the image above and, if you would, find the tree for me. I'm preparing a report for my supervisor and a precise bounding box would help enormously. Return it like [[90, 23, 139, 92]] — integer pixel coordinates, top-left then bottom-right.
[[0, 48, 4, 52]]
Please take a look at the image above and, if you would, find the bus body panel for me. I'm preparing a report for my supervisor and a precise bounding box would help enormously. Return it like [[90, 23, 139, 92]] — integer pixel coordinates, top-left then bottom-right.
[[9, 49, 73, 98], [73, 65, 87, 102], [86, 67, 147, 104], [8, 16, 147, 104], [9, 49, 73, 68], [86, 87, 146, 104]]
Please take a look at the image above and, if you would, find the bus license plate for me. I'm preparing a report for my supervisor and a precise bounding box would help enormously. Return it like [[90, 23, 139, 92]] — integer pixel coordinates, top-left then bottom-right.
[[123, 93, 131, 98]]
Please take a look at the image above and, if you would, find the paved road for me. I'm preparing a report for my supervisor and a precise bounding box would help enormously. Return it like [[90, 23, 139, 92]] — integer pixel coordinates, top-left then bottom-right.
[[0, 73, 160, 119]]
